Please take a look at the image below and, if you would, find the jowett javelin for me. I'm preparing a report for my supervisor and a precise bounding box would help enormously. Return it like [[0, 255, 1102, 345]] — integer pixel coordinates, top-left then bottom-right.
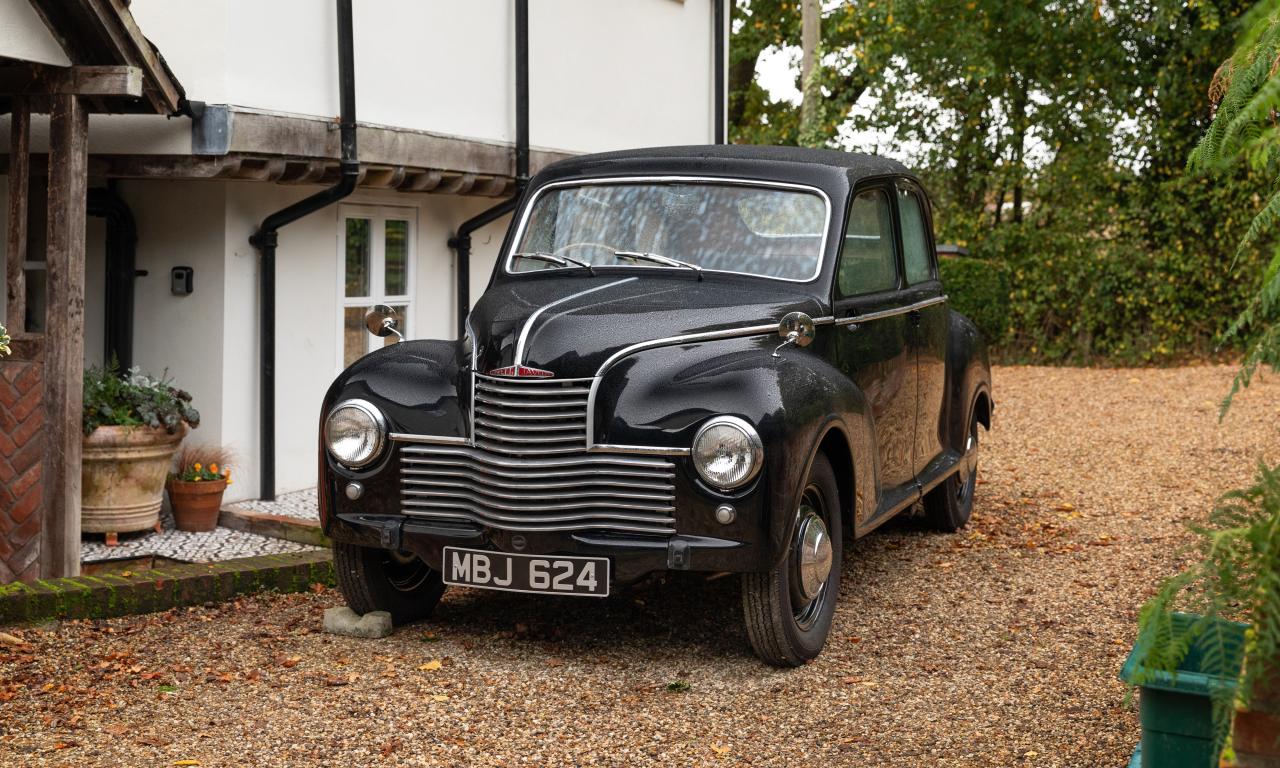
[[319, 145, 993, 666]]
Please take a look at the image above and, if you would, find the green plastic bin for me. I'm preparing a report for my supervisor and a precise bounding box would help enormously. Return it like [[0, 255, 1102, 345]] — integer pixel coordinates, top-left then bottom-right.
[[1120, 613, 1247, 768]]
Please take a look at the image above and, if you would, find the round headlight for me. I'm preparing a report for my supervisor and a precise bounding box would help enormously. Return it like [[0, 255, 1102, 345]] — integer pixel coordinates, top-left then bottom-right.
[[325, 399, 386, 468], [691, 416, 763, 491]]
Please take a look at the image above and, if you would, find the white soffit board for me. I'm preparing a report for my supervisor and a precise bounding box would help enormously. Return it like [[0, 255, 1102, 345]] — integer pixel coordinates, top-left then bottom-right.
[[0, 0, 70, 66]]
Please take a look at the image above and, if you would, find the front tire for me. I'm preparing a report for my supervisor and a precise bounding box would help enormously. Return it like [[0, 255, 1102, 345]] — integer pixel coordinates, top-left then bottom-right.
[[332, 541, 446, 624], [742, 453, 843, 667], [923, 404, 980, 532]]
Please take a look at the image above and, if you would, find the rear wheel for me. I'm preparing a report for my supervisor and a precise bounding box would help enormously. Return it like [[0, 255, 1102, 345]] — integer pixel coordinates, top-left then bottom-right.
[[923, 404, 980, 532], [332, 542, 446, 624], [742, 453, 843, 667]]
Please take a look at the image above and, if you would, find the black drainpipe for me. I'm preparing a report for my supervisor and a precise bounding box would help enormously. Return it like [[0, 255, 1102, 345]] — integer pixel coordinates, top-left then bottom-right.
[[88, 185, 138, 369], [249, 0, 359, 501], [448, 0, 530, 341], [713, 0, 726, 143]]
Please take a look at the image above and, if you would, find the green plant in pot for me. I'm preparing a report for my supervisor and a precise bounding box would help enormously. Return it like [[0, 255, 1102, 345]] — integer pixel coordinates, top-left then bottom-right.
[[1124, 3, 1280, 765], [82, 365, 199, 545], [166, 446, 233, 532], [1128, 467, 1280, 766]]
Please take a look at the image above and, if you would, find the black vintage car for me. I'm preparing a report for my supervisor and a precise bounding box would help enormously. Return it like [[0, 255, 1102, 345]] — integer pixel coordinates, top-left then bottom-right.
[[319, 145, 992, 666]]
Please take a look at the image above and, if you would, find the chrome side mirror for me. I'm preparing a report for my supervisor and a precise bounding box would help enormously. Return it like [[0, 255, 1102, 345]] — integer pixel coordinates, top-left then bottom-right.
[[773, 311, 815, 358], [365, 305, 403, 341]]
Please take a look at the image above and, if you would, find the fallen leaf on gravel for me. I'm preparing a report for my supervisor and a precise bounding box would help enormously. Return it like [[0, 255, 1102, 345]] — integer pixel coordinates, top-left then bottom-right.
[[710, 743, 730, 755], [173, 761, 200, 766], [278, 656, 301, 668], [324, 674, 355, 686], [418, 659, 442, 671], [104, 723, 129, 736], [0, 632, 26, 646], [546, 658, 564, 668], [137, 736, 172, 747], [430, 694, 449, 702]]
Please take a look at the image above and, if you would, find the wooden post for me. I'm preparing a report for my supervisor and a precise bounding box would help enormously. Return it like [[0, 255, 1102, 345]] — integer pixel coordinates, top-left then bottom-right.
[[41, 94, 88, 579], [6, 97, 29, 332]]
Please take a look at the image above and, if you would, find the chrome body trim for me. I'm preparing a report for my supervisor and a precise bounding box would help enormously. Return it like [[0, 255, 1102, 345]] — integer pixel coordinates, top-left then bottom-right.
[[512, 278, 637, 366], [503, 176, 834, 284], [834, 295, 948, 327]]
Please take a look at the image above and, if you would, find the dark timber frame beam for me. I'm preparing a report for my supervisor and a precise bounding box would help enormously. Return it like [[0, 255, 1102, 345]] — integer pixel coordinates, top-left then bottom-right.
[[41, 94, 89, 578], [6, 98, 29, 332], [0, 64, 143, 98]]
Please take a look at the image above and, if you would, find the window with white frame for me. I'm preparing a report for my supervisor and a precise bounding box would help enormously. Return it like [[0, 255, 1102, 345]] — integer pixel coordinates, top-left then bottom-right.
[[339, 206, 415, 369]]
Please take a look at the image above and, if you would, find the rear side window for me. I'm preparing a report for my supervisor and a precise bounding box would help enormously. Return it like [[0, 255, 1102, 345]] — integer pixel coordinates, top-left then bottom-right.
[[837, 189, 897, 297], [898, 187, 935, 284]]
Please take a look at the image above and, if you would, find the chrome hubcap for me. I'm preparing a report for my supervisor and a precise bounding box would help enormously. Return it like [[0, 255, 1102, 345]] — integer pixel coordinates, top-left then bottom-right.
[[792, 509, 832, 603]]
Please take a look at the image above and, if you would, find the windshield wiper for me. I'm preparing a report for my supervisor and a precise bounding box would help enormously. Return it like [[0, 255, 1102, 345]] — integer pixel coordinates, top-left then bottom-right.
[[612, 250, 703, 279], [511, 251, 595, 274]]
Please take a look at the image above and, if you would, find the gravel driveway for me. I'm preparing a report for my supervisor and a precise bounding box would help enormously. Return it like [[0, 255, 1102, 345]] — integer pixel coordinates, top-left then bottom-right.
[[3, 365, 1278, 767]]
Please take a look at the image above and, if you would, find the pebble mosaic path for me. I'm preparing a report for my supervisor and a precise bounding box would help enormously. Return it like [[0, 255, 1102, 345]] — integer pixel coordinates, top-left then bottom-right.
[[224, 488, 319, 521], [80, 489, 321, 564]]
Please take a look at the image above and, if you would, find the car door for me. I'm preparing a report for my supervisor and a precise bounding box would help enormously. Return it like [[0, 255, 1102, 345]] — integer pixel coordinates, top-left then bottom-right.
[[827, 184, 919, 525], [894, 181, 949, 483]]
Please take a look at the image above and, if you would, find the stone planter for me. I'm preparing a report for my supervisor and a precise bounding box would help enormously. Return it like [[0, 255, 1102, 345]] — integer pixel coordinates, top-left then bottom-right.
[[82, 425, 186, 542], [166, 477, 227, 532]]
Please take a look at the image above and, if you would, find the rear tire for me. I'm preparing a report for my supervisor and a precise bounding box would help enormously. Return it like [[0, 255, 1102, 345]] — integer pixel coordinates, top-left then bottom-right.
[[923, 404, 980, 532], [742, 453, 843, 667], [332, 541, 446, 625]]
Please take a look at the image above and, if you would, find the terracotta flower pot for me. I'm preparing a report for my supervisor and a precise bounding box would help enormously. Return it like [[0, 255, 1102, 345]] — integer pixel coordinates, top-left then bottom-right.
[[166, 477, 227, 532], [82, 425, 186, 536]]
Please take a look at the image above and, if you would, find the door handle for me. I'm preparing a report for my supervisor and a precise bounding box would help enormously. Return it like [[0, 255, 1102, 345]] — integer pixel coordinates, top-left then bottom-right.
[[908, 309, 922, 326]]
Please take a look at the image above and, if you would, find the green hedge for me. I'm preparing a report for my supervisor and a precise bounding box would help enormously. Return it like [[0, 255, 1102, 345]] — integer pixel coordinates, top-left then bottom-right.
[[938, 256, 1010, 345]]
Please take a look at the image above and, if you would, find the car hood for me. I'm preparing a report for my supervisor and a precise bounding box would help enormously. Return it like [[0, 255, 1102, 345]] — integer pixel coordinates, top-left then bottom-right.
[[467, 275, 826, 379]]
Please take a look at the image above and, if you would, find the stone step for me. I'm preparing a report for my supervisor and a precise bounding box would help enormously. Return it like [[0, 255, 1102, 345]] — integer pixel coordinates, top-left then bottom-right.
[[218, 506, 329, 548]]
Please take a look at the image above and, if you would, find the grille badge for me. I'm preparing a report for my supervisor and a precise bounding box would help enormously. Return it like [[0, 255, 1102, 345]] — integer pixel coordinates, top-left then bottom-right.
[[487, 365, 554, 378]]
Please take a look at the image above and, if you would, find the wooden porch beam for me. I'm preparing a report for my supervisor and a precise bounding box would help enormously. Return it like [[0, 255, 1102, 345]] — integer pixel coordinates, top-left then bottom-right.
[[41, 93, 88, 579], [0, 65, 142, 98], [6, 98, 29, 332]]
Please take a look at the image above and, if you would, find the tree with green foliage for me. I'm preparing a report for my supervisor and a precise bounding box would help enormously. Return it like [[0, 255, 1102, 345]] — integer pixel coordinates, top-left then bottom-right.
[[1187, 0, 1280, 407], [731, 0, 1270, 364]]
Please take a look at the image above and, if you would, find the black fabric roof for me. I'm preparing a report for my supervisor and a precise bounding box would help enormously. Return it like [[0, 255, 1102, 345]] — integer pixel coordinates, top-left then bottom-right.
[[542, 144, 910, 181]]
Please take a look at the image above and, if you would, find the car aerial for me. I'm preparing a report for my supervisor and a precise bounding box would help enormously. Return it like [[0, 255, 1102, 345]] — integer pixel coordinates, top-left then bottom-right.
[[319, 145, 993, 666]]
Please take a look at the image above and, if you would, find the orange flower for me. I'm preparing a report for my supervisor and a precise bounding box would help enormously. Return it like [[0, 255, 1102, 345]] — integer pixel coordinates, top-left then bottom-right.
[[210, 463, 219, 475], [193, 463, 203, 472]]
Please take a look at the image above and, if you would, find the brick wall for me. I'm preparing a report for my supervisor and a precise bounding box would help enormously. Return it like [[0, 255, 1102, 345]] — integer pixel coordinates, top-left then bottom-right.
[[0, 335, 45, 583]]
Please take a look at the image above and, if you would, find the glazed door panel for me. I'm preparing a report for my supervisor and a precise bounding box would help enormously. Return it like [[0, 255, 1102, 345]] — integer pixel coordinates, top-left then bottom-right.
[[829, 186, 918, 522]]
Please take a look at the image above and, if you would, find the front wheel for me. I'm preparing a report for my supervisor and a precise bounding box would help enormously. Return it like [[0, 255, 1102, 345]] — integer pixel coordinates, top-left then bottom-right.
[[332, 541, 446, 624], [742, 453, 843, 667]]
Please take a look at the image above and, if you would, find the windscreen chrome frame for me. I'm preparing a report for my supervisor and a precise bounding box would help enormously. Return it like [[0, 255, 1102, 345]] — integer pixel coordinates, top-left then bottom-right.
[[502, 176, 834, 284]]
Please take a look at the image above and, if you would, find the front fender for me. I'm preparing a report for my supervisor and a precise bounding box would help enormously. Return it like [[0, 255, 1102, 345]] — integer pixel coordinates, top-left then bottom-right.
[[318, 339, 467, 529], [596, 336, 876, 570]]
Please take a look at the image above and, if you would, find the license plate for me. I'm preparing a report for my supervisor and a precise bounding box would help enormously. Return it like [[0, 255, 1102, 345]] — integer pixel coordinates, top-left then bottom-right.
[[441, 547, 609, 597]]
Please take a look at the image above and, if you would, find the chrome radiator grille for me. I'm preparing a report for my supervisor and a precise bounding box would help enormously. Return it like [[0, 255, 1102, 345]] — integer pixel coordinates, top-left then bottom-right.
[[472, 375, 590, 456], [398, 375, 676, 536]]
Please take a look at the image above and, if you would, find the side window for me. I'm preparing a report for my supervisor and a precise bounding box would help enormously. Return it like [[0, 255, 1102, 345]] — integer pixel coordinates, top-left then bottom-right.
[[897, 186, 935, 284], [837, 189, 897, 297]]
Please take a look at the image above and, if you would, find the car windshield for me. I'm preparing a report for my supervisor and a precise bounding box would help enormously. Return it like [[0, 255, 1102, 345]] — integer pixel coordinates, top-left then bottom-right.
[[508, 181, 829, 281]]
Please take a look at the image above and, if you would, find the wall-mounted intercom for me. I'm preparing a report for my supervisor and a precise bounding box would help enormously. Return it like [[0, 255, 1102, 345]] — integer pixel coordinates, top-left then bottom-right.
[[171, 266, 194, 296]]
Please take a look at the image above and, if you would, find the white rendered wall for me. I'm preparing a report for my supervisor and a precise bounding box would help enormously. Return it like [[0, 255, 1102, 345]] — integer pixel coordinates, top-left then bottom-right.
[[216, 183, 509, 498], [0, 0, 69, 66], [126, 0, 716, 153], [120, 180, 230, 459]]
